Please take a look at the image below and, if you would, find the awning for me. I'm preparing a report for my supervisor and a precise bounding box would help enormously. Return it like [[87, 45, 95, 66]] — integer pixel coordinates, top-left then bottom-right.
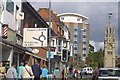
[[25, 51, 47, 61]]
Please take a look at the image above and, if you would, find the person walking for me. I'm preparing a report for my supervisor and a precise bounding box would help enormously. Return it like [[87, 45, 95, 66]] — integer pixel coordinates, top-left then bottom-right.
[[92, 66, 99, 80], [53, 67, 61, 79], [80, 69, 82, 79], [0, 62, 6, 80], [69, 67, 73, 78], [22, 61, 33, 80], [6, 63, 18, 80], [31, 61, 42, 80], [41, 65, 48, 80], [17, 62, 24, 80]]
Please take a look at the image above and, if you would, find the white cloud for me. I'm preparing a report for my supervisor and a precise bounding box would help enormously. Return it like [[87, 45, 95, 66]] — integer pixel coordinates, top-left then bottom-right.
[[90, 40, 104, 52], [90, 40, 97, 52]]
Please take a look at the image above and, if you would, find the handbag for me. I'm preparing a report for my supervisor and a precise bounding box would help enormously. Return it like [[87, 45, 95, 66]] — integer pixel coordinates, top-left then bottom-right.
[[25, 67, 34, 78]]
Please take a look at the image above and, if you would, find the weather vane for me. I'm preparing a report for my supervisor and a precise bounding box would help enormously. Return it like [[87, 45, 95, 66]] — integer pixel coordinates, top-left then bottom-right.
[[108, 12, 112, 25]]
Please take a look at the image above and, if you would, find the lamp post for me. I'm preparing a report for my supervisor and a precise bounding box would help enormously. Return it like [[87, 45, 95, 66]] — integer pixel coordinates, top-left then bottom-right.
[[48, 0, 52, 73]]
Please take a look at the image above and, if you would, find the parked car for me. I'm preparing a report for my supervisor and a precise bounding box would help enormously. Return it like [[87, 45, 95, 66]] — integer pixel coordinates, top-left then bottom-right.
[[81, 67, 93, 75], [98, 68, 120, 80]]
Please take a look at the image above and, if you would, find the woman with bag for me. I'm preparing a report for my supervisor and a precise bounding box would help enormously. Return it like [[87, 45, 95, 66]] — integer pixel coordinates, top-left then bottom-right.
[[22, 61, 33, 80]]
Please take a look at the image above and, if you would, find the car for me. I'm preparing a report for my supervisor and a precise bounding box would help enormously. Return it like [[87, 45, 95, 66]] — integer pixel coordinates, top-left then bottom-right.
[[81, 67, 93, 75], [98, 67, 120, 80]]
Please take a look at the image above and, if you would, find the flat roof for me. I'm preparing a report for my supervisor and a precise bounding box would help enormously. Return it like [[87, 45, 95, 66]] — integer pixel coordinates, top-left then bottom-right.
[[100, 68, 120, 70], [57, 13, 88, 20]]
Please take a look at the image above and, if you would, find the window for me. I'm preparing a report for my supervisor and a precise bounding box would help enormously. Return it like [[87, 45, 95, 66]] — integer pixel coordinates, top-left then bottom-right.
[[74, 54, 78, 56], [77, 18, 80, 21], [74, 35, 77, 38], [83, 42, 86, 44], [61, 17, 64, 20], [84, 29, 86, 32], [83, 35, 86, 38], [74, 28, 77, 31], [74, 47, 77, 50], [58, 40, 61, 45], [52, 40, 55, 46], [83, 48, 86, 51], [83, 54, 86, 57], [16, 5, 19, 10], [74, 41, 77, 44], [6, 0, 14, 14], [109, 28, 112, 34]]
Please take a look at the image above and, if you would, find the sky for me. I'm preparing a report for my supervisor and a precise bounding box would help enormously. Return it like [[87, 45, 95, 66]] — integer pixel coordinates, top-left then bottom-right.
[[29, 1, 119, 55]]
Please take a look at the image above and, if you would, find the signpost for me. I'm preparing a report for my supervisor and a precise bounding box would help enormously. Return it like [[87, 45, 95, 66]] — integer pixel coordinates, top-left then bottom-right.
[[23, 28, 48, 47]]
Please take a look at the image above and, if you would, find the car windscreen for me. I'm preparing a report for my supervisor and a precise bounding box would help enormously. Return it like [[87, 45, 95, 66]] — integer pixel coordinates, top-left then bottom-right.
[[99, 70, 120, 77]]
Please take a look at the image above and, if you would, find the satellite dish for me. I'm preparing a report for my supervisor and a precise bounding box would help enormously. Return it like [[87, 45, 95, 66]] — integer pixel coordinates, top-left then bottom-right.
[[32, 49, 39, 54]]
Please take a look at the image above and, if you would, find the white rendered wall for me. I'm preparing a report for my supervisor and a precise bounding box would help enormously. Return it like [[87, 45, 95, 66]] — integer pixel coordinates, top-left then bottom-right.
[[60, 16, 83, 23], [1, 0, 22, 31]]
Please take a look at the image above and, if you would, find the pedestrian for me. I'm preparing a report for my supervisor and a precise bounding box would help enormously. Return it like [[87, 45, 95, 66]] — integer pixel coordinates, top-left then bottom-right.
[[41, 65, 48, 80], [73, 69, 78, 79], [53, 67, 61, 80], [92, 66, 99, 80], [61, 69, 66, 80], [80, 70, 82, 79], [0, 61, 6, 80], [69, 66, 73, 77], [31, 60, 42, 80], [6, 63, 18, 80], [22, 61, 33, 80], [17, 62, 24, 80]]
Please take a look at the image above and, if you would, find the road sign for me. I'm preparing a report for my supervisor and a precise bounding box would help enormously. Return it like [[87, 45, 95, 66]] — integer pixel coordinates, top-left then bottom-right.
[[50, 47, 56, 52], [46, 51, 54, 58], [16, 12, 24, 20], [23, 28, 48, 47]]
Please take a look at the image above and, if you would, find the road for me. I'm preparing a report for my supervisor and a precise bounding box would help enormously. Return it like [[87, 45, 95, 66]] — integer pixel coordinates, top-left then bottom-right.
[[67, 74, 93, 80]]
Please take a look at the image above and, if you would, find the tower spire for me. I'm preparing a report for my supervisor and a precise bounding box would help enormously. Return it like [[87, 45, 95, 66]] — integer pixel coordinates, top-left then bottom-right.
[[108, 12, 112, 26]]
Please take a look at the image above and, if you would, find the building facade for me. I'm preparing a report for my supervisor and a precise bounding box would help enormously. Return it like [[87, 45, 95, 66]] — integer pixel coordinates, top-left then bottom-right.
[[37, 9, 71, 71], [57, 13, 90, 61], [0, 1, 50, 68], [0, 0, 23, 67], [104, 22, 116, 68]]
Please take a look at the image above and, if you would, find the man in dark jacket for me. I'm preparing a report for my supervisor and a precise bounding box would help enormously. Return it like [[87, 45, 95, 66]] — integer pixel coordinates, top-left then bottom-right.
[[31, 60, 42, 80]]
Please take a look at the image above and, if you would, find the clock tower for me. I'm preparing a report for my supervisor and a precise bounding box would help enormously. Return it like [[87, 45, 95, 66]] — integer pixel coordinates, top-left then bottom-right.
[[104, 12, 116, 67]]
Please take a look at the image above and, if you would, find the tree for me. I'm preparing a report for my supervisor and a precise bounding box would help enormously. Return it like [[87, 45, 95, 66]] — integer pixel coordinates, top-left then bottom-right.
[[86, 47, 104, 69]]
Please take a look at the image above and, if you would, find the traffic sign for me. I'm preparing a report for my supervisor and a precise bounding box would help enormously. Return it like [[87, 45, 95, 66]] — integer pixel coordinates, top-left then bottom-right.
[[50, 47, 56, 52], [46, 51, 54, 58], [23, 28, 48, 47]]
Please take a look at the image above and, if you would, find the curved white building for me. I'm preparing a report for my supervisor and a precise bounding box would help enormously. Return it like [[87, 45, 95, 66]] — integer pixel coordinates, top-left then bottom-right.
[[58, 13, 90, 61]]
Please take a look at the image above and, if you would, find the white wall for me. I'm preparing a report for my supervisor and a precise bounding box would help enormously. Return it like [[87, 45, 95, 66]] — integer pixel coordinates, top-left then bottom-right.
[[60, 16, 83, 23], [1, 0, 22, 31]]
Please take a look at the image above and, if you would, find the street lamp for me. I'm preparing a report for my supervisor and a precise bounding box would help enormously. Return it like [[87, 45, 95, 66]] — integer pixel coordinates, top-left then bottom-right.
[[48, 0, 52, 73]]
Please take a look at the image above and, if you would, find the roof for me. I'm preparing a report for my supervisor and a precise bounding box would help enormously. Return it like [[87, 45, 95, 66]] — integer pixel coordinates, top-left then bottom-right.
[[99, 68, 120, 70], [57, 13, 88, 20]]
